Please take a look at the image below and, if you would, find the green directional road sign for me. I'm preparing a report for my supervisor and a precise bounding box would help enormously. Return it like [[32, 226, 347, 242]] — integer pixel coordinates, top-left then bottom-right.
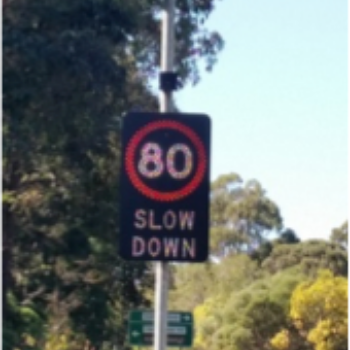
[[128, 310, 193, 347], [129, 310, 193, 323]]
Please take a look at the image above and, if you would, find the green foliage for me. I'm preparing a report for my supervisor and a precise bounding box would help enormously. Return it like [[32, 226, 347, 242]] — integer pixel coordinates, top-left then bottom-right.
[[290, 270, 347, 350], [3, 292, 45, 350], [170, 262, 215, 310], [212, 254, 260, 297], [330, 221, 348, 250], [128, 0, 225, 85], [250, 229, 299, 265], [190, 269, 304, 350], [262, 239, 348, 276], [271, 270, 348, 350], [169, 254, 260, 311], [210, 173, 283, 257], [170, 217, 347, 350]]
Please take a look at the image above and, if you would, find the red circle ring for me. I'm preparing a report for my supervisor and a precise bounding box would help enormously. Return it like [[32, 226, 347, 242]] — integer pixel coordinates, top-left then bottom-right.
[[125, 120, 207, 202]]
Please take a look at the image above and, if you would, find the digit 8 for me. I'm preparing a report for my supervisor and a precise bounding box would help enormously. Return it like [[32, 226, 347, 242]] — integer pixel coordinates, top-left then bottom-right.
[[138, 142, 164, 178]]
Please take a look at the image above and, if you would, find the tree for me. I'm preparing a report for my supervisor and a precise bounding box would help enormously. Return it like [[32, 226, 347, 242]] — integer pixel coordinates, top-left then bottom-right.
[[210, 173, 283, 257], [169, 262, 215, 311], [330, 222, 347, 250], [191, 268, 305, 350], [193, 297, 223, 350], [250, 228, 300, 265], [262, 240, 348, 276], [270, 326, 311, 350], [271, 270, 348, 350], [170, 211, 348, 350]]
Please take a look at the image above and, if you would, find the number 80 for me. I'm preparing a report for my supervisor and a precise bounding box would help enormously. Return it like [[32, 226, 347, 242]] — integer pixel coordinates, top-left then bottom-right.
[[138, 142, 193, 180]]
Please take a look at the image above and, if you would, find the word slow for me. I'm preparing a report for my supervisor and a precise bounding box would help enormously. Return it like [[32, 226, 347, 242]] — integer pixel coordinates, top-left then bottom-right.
[[132, 236, 196, 258], [134, 209, 195, 231]]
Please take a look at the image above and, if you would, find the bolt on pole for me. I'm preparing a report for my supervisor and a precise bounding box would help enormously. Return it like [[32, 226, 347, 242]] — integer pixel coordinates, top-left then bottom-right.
[[155, 1, 176, 350]]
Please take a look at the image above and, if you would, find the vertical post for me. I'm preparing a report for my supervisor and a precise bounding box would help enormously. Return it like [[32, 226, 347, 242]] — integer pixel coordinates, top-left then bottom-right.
[[154, 262, 169, 350], [159, 0, 175, 112], [155, 1, 175, 350]]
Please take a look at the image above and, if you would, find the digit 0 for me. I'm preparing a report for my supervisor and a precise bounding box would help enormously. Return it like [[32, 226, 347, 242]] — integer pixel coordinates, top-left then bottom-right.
[[138, 142, 193, 179], [167, 144, 192, 179]]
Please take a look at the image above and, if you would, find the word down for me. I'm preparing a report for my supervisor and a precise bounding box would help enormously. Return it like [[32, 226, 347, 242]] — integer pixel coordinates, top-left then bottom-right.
[[132, 209, 196, 259]]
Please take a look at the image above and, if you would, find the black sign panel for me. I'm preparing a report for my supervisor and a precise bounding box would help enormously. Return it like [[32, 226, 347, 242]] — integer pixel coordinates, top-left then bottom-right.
[[120, 112, 211, 262]]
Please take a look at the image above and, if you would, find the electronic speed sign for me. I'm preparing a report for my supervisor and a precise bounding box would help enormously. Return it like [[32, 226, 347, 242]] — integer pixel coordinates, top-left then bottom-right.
[[120, 112, 211, 262]]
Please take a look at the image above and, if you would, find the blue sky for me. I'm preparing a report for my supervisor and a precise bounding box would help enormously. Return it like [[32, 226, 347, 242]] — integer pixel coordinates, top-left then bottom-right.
[[175, 0, 348, 240]]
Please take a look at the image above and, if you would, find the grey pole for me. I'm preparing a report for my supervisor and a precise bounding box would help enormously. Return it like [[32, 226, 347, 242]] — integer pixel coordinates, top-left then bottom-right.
[[159, 0, 175, 112], [154, 1, 175, 350]]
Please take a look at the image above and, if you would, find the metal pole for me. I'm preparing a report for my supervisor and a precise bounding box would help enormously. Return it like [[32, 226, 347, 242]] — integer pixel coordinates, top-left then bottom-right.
[[154, 262, 169, 350], [155, 1, 175, 350], [159, 0, 175, 112]]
